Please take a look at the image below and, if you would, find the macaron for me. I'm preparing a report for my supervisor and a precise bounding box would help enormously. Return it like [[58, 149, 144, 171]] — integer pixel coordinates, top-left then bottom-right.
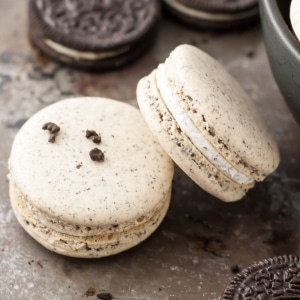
[[222, 255, 300, 299], [8, 97, 174, 258], [29, 0, 160, 70], [136, 44, 279, 202], [290, 0, 300, 42], [161, 0, 259, 29]]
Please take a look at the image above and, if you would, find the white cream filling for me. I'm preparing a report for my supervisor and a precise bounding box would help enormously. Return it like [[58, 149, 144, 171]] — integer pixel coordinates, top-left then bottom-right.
[[44, 39, 130, 61], [156, 64, 253, 185], [163, 0, 259, 22]]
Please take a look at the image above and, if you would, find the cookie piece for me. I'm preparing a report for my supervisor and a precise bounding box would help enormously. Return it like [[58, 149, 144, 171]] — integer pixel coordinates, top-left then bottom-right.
[[8, 97, 174, 258], [29, 0, 160, 69], [222, 255, 300, 299], [136, 44, 279, 202], [162, 0, 259, 29]]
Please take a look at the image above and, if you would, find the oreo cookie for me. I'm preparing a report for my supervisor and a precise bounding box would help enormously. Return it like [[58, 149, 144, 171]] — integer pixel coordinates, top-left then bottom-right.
[[29, 0, 160, 70], [162, 0, 259, 29], [222, 255, 300, 299]]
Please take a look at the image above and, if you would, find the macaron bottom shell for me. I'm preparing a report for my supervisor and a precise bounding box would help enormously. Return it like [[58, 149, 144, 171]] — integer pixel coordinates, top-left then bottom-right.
[[10, 180, 171, 258]]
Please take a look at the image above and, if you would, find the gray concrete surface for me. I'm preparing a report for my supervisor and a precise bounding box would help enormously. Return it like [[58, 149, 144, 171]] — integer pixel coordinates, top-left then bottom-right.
[[0, 1, 299, 299]]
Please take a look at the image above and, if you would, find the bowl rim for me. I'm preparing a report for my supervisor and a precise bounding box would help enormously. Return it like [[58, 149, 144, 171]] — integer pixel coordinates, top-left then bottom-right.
[[260, 0, 300, 60]]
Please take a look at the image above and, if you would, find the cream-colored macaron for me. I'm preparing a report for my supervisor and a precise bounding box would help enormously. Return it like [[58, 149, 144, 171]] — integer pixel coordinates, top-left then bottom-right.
[[136, 44, 279, 202], [290, 0, 300, 41], [8, 97, 174, 258]]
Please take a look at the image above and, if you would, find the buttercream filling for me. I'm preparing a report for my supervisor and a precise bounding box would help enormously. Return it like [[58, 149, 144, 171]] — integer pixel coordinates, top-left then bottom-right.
[[156, 64, 254, 185], [44, 39, 130, 61], [163, 0, 259, 22]]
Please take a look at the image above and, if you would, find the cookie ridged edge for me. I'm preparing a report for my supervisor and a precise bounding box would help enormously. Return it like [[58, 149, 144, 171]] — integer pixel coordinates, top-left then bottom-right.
[[222, 255, 300, 299]]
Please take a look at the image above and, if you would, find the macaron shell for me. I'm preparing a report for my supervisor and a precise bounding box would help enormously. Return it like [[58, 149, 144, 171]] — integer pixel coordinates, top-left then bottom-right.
[[9, 97, 173, 227], [163, 45, 279, 181], [290, 0, 300, 42], [137, 71, 250, 202], [10, 180, 171, 258]]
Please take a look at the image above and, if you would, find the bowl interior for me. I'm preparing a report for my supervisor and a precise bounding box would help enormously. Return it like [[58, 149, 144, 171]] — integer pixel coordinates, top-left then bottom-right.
[[276, 0, 292, 30]]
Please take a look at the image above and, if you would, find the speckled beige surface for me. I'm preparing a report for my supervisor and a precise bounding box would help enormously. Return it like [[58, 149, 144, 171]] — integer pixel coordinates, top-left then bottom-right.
[[137, 45, 279, 202], [161, 45, 279, 180], [137, 70, 250, 202], [290, 0, 300, 41], [0, 0, 300, 299], [8, 97, 174, 257]]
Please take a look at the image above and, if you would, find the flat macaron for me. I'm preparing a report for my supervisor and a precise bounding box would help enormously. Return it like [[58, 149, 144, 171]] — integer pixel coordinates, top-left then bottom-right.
[[161, 0, 259, 29], [8, 97, 174, 258], [29, 0, 160, 70], [136, 44, 279, 202]]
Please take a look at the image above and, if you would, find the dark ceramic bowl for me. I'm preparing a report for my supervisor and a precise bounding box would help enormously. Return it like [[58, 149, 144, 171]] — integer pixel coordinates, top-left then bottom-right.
[[259, 0, 300, 124]]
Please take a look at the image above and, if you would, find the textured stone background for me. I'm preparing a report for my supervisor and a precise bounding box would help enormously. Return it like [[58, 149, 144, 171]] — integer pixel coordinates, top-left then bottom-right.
[[0, 1, 299, 299]]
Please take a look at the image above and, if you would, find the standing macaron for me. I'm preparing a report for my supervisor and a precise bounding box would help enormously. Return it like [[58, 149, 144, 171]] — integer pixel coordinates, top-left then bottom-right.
[[161, 0, 259, 29], [8, 97, 174, 258], [29, 0, 160, 69], [136, 44, 279, 202]]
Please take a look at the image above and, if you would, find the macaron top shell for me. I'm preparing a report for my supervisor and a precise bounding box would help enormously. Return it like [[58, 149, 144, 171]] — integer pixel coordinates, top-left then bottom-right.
[[9, 98, 174, 227], [159, 45, 279, 180]]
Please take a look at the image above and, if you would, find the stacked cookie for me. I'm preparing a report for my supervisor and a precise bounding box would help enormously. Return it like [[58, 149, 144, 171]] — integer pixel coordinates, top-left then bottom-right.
[[28, 0, 260, 70], [29, 0, 161, 69]]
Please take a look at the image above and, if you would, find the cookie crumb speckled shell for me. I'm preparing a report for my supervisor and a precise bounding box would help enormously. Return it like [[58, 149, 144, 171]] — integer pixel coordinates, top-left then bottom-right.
[[8, 97, 174, 258], [136, 44, 279, 202]]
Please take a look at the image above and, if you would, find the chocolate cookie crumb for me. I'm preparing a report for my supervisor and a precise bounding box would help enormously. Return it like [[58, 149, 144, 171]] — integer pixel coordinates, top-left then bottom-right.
[[230, 265, 240, 274], [85, 287, 96, 297], [86, 130, 98, 138], [97, 292, 113, 300], [89, 148, 104, 162], [86, 129, 101, 144], [48, 133, 56, 143], [42, 122, 60, 143], [42, 122, 60, 133], [92, 135, 101, 144]]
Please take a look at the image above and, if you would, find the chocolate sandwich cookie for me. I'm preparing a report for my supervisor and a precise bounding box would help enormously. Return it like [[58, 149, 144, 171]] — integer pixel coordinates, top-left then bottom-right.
[[161, 0, 259, 29], [222, 255, 300, 299], [29, 0, 160, 70]]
